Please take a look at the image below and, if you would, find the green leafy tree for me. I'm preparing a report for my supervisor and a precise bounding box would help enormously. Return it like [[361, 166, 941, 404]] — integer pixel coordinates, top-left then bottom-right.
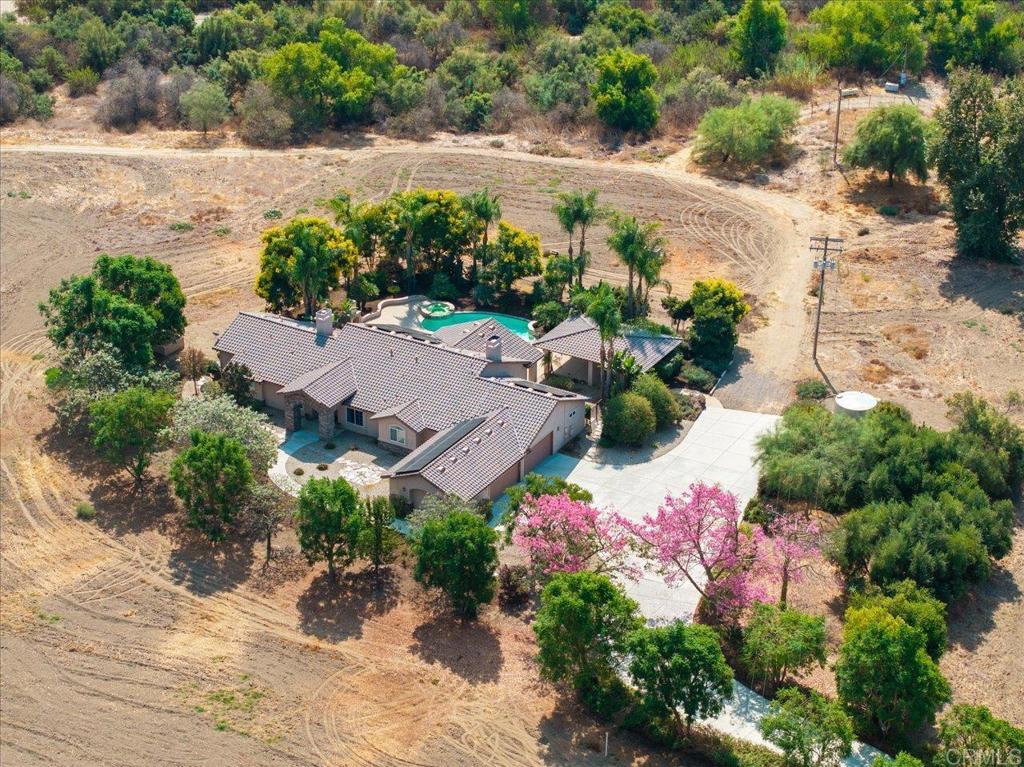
[[627, 621, 734, 733], [358, 495, 399, 580], [730, 0, 788, 76], [295, 477, 364, 582], [170, 431, 253, 541], [263, 42, 341, 131], [843, 105, 929, 187], [806, 0, 926, 75], [872, 754, 924, 767], [90, 386, 174, 486], [40, 254, 186, 368], [478, 0, 535, 44], [938, 705, 1024, 767], [595, 0, 654, 45], [760, 688, 854, 767], [742, 603, 827, 696], [180, 79, 229, 135], [835, 605, 951, 740], [488, 221, 542, 294], [602, 392, 656, 447], [932, 69, 1024, 262], [348, 273, 380, 312], [695, 95, 799, 168], [92, 254, 187, 346], [256, 217, 358, 317], [534, 571, 642, 688], [78, 17, 123, 73], [592, 48, 659, 133], [413, 511, 498, 618], [164, 394, 277, 475], [246, 481, 292, 565], [218, 362, 254, 407]]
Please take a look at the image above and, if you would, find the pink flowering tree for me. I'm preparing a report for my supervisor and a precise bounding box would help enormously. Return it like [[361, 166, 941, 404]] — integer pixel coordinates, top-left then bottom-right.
[[512, 493, 638, 579], [628, 482, 765, 622], [764, 510, 820, 608]]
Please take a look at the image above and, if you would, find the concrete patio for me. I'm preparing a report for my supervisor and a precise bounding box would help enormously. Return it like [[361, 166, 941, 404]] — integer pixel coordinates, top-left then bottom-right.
[[268, 427, 400, 497]]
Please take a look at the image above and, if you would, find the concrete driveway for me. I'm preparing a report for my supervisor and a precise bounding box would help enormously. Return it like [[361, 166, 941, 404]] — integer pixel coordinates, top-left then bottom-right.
[[509, 406, 780, 622]]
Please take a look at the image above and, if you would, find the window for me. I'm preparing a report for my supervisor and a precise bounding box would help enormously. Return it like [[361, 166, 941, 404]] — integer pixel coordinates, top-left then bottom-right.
[[346, 407, 363, 427], [389, 425, 406, 445]]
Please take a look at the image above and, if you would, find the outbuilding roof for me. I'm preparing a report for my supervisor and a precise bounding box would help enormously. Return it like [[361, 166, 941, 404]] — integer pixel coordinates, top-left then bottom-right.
[[534, 314, 682, 371]]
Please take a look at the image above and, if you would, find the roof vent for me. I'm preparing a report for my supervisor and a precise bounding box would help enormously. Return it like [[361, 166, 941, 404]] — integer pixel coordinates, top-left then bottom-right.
[[462, 446, 469, 454], [450, 456, 457, 464]]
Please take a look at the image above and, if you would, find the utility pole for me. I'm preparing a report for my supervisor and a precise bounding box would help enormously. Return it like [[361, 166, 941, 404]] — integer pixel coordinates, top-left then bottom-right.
[[810, 236, 842, 393], [832, 81, 843, 166]]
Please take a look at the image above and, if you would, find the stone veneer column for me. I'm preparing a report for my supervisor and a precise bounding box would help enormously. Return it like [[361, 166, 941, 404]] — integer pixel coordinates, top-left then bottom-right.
[[284, 397, 298, 432], [318, 410, 335, 440]]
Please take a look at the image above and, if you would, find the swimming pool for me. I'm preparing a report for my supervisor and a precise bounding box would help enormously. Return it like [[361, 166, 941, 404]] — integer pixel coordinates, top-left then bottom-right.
[[420, 311, 534, 340]]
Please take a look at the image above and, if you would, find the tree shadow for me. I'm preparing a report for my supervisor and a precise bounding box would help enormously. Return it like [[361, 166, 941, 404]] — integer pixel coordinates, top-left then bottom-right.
[[938, 257, 1024, 330], [946, 559, 1023, 653], [842, 176, 942, 220], [296, 567, 398, 642], [88, 475, 178, 538], [409, 612, 504, 684], [165, 527, 258, 596]]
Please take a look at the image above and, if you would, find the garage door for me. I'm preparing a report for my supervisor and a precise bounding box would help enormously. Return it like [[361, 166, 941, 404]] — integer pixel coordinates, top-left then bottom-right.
[[523, 431, 554, 474]]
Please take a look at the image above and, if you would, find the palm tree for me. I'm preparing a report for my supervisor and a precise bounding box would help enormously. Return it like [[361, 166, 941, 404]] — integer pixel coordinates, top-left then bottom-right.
[[392, 193, 430, 293], [553, 192, 579, 281], [574, 189, 600, 287], [607, 214, 644, 318], [585, 282, 621, 399], [634, 233, 669, 315], [465, 188, 501, 281]]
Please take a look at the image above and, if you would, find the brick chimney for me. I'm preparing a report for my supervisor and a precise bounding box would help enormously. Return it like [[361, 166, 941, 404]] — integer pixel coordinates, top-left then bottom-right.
[[485, 334, 502, 361], [315, 308, 334, 337]]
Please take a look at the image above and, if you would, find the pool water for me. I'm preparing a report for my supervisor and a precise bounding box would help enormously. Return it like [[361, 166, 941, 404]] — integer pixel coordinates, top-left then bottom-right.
[[421, 311, 533, 339]]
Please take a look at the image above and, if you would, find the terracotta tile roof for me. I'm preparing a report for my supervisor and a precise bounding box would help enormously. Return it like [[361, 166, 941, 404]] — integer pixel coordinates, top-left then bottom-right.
[[534, 314, 682, 371], [433, 319, 543, 365], [214, 312, 587, 498]]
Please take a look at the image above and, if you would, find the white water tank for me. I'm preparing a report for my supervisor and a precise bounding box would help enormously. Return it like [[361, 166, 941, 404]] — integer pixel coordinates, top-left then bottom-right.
[[835, 390, 878, 418]]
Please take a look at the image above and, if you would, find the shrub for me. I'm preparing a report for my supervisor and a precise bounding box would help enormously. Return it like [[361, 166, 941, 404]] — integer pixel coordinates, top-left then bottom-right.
[[763, 53, 824, 100], [543, 374, 574, 391], [592, 47, 659, 133], [389, 493, 413, 519], [849, 580, 947, 661], [631, 373, 683, 430], [695, 95, 799, 169], [662, 66, 739, 129], [680, 363, 717, 392], [316, 463, 328, 471], [498, 564, 531, 607], [938, 705, 1024, 767], [427, 272, 459, 301], [263, 209, 282, 220], [179, 79, 229, 134], [742, 603, 827, 695], [75, 501, 97, 521], [28, 67, 53, 93], [795, 378, 829, 400], [96, 61, 160, 131], [531, 301, 569, 332], [238, 81, 292, 147], [602, 392, 656, 447], [293, 467, 304, 476]]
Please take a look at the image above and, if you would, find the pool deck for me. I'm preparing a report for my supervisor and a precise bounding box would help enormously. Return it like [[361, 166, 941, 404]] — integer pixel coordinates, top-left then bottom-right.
[[365, 299, 426, 330]]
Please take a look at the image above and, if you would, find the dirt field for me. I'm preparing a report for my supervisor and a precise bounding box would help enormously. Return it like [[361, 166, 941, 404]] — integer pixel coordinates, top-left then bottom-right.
[[1, 80, 1022, 765]]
